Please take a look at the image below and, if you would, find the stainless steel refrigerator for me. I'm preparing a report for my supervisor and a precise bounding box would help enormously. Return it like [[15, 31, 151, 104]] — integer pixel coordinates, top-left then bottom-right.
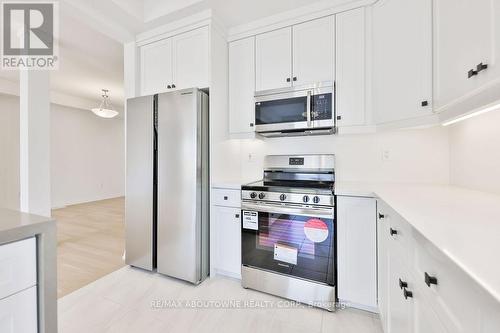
[[125, 88, 209, 284]]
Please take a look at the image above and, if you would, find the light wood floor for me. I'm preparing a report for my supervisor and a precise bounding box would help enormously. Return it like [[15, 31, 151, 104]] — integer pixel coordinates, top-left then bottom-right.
[[53, 197, 126, 298]]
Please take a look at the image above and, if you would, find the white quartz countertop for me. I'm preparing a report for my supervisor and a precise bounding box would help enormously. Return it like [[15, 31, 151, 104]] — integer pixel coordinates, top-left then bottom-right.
[[336, 181, 500, 304], [211, 182, 242, 190]]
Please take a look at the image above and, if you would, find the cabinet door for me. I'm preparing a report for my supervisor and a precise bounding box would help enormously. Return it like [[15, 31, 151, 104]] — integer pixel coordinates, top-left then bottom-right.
[[0, 286, 38, 333], [337, 196, 377, 309], [214, 206, 241, 278], [229, 37, 256, 134], [387, 252, 412, 333], [140, 38, 173, 95], [336, 8, 366, 127], [255, 27, 292, 91], [292, 16, 334, 87], [434, 0, 496, 110], [413, 286, 449, 333], [172, 26, 209, 89], [372, 0, 433, 124], [377, 201, 390, 331]]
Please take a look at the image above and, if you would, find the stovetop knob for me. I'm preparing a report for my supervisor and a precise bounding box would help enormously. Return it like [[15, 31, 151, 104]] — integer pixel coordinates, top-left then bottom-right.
[[313, 196, 320, 204], [250, 192, 257, 199], [279, 194, 287, 201], [303, 195, 310, 203], [258, 193, 266, 200]]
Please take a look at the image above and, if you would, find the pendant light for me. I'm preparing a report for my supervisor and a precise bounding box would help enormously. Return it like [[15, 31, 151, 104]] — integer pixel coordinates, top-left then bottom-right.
[[91, 89, 118, 118]]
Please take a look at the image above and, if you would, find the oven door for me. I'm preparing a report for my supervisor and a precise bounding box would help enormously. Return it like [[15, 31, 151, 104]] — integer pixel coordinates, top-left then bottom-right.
[[241, 202, 335, 286]]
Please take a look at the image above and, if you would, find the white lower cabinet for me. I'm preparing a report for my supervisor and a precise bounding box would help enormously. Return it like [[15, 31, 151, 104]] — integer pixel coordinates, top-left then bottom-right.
[[212, 187, 241, 279], [337, 196, 377, 310], [377, 199, 500, 333], [0, 286, 38, 333]]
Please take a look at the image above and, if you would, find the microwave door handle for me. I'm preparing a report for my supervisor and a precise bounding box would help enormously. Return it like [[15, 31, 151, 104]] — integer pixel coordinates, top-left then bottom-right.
[[307, 90, 312, 128]]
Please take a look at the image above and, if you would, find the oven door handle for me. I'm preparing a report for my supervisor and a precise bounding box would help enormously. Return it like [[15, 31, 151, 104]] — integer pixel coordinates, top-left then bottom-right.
[[241, 202, 334, 219], [306, 90, 312, 128]]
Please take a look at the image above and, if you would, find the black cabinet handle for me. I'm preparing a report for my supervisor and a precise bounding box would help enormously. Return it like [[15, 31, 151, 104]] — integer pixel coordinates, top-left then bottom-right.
[[172, 84, 176, 88], [403, 288, 413, 299], [336, 115, 342, 120], [223, 196, 228, 200], [425, 272, 438, 287], [235, 214, 240, 219], [250, 123, 254, 127], [286, 78, 291, 82], [293, 77, 297, 81], [399, 278, 408, 290], [167, 85, 172, 89], [468, 69, 478, 78], [378, 213, 385, 219], [421, 100, 429, 107], [390, 228, 398, 236], [477, 63, 488, 73]]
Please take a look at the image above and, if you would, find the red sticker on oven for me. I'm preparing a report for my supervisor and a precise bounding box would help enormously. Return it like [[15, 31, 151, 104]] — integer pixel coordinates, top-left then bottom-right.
[[304, 219, 328, 243]]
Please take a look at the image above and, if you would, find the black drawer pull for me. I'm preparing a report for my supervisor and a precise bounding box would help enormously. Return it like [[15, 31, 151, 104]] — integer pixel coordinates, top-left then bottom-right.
[[399, 278, 408, 290], [425, 272, 438, 287], [250, 123, 254, 127], [167, 85, 172, 89], [468, 69, 478, 78], [235, 214, 240, 219], [223, 196, 228, 200], [403, 288, 413, 299], [477, 62, 488, 73], [378, 213, 385, 219], [286, 78, 291, 82], [390, 228, 398, 236], [172, 84, 176, 88], [421, 100, 429, 107]]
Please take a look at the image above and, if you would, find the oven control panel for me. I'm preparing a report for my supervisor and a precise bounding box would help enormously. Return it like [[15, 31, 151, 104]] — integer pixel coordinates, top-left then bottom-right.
[[241, 190, 334, 207]]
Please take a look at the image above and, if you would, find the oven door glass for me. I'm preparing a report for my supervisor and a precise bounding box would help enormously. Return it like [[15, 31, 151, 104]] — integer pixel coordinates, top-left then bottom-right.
[[241, 206, 335, 286], [255, 96, 308, 125]]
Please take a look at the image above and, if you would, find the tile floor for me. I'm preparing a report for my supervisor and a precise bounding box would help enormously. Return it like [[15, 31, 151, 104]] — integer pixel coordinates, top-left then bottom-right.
[[58, 266, 383, 333]]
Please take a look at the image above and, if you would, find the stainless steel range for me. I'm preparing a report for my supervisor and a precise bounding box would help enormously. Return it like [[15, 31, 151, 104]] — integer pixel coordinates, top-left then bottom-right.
[[241, 154, 336, 311]]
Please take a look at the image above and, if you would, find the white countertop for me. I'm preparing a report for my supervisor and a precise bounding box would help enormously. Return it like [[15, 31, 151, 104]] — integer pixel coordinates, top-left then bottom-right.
[[211, 182, 242, 190], [336, 181, 500, 304]]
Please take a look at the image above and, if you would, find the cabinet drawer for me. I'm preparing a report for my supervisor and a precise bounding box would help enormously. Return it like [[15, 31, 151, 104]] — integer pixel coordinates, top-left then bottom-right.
[[0, 237, 37, 300], [379, 202, 412, 262], [412, 232, 480, 332], [212, 188, 241, 207], [0, 286, 38, 333]]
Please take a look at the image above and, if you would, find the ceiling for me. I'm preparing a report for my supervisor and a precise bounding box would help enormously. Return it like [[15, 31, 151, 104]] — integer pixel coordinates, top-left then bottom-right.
[[0, 0, 354, 112]]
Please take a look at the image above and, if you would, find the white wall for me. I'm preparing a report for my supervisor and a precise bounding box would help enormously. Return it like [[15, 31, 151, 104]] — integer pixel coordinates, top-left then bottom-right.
[[214, 126, 451, 185], [449, 109, 500, 195], [0, 94, 20, 210], [51, 104, 125, 208], [0, 94, 125, 210]]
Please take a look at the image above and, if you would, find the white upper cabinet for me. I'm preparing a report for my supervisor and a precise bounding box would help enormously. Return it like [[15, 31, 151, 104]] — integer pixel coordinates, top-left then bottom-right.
[[139, 26, 209, 96], [229, 37, 256, 135], [292, 16, 335, 86], [140, 39, 173, 96], [336, 8, 367, 127], [172, 26, 210, 90], [434, 0, 499, 113], [255, 27, 292, 91], [372, 0, 433, 124]]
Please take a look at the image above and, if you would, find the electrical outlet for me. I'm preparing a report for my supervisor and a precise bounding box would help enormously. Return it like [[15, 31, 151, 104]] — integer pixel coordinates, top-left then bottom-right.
[[382, 149, 391, 161]]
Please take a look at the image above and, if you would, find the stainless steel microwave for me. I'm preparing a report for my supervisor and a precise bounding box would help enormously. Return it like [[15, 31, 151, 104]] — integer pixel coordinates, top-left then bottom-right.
[[254, 82, 335, 137]]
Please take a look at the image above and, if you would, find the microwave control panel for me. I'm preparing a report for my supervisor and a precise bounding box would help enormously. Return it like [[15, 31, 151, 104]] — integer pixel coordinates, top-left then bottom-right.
[[312, 93, 333, 120]]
